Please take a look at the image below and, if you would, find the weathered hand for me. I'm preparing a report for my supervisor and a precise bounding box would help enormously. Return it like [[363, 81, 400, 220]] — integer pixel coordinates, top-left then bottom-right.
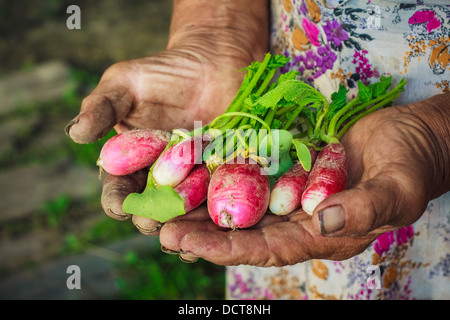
[[159, 93, 450, 266], [159, 203, 377, 266], [64, 0, 270, 233], [65, 43, 256, 231], [65, 46, 248, 142]]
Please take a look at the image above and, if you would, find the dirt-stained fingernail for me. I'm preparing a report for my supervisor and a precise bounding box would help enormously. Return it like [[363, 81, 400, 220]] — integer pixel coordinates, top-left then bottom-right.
[[64, 117, 79, 136], [132, 215, 162, 235], [134, 223, 162, 235], [319, 205, 345, 235], [105, 208, 130, 221], [161, 246, 181, 255], [179, 252, 198, 263]]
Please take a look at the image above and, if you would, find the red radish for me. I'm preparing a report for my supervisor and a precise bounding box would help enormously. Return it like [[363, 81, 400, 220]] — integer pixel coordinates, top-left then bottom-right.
[[208, 161, 270, 229], [152, 135, 206, 188], [97, 129, 170, 176], [301, 143, 347, 215], [269, 149, 318, 215], [174, 163, 211, 212]]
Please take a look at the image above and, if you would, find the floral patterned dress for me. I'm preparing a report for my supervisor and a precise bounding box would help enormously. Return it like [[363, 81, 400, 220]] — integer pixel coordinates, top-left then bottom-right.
[[226, 0, 450, 300]]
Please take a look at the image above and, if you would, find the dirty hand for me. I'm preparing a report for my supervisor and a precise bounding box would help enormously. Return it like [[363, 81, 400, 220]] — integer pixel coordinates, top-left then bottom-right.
[[159, 93, 450, 266], [64, 0, 269, 234], [64, 42, 257, 231]]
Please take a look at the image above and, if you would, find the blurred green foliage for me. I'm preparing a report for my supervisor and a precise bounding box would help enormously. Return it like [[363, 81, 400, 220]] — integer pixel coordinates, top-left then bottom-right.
[[114, 246, 226, 300], [60, 215, 226, 299], [61, 216, 136, 255], [42, 194, 71, 228]]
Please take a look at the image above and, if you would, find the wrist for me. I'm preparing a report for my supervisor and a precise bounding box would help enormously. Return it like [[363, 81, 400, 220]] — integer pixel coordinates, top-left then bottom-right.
[[167, 0, 269, 63], [407, 92, 450, 199]]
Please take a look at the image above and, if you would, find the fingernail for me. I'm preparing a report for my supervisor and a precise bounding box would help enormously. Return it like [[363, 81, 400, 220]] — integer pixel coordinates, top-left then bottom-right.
[[135, 223, 162, 235], [106, 208, 129, 221], [319, 205, 345, 235], [64, 117, 79, 136], [161, 246, 180, 255], [179, 253, 198, 263]]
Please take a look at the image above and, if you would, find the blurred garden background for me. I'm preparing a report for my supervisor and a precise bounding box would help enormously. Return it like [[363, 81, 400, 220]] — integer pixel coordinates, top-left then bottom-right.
[[0, 0, 225, 299]]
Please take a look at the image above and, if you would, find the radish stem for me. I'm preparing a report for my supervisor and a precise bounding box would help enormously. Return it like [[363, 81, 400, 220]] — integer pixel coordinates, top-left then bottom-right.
[[337, 91, 400, 139]]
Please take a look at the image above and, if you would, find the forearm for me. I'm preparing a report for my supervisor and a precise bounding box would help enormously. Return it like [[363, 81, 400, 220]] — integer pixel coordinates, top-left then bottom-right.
[[409, 92, 450, 199], [167, 0, 269, 62]]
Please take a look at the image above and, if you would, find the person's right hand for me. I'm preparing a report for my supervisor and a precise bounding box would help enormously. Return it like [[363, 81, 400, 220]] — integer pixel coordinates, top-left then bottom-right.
[[65, 40, 262, 233], [157, 92, 450, 266]]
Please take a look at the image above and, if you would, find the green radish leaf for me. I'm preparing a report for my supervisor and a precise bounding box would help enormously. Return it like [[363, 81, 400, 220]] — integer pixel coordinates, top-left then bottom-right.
[[302, 106, 318, 126], [326, 83, 348, 121], [277, 70, 300, 83], [122, 184, 185, 223], [357, 81, 372, 103], [368, 75, 392, 98], [240, 60, 261, 73], [292, 139, 312, 171], [268, 54, 290, 68], [253, 79, 327, 111], [250, 103, 269, 116], [240, 54, 289, 74], [270, 119, 283, 129]]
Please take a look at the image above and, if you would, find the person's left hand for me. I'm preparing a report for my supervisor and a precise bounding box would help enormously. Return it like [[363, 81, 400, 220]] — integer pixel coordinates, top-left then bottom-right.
[[158, 94, 449, 266]]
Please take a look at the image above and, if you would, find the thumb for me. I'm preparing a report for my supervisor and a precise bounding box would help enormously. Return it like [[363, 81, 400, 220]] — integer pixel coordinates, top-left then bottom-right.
[[312, 175, 424, 237], [65, 73, 134, 144]]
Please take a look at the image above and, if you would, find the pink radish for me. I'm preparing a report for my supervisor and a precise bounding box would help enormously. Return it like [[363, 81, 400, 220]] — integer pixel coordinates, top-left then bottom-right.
[[208, 161, 270, 229], [174, 163, 211, 212], [301, 143, 347, 215], [152, 135, 207, 188], [269, 149, 318, 215], [97, 129, 170, 176]]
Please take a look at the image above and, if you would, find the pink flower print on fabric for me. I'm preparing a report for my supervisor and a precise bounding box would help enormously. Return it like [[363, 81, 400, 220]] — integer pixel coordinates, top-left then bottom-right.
[[396, 225, 414, 245], [352, 50, 379, 85], [408, 10, 441, 33], [228, 270, 274, 300], [280, 11, 290, 32], [374, 226, 414, 256], [302, 18, 320, 46]]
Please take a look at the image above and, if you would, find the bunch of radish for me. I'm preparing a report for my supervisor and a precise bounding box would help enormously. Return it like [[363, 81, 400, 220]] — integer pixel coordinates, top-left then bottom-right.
[[96, 53, 406, 229]]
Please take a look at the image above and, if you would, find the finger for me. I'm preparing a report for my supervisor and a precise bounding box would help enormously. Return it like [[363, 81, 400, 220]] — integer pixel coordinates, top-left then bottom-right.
[[159, 207, 290, 254], [65, 66, 134, 144], [160, 211, 312, 267], [174, 219, 372, 266], [159, 205, 220, 251], [178, 252, 199, 263], [101, 169, 148, 221], [159, 206, 215, 261], [312, 173, 427, 237], [161, 208, 376, 266]]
